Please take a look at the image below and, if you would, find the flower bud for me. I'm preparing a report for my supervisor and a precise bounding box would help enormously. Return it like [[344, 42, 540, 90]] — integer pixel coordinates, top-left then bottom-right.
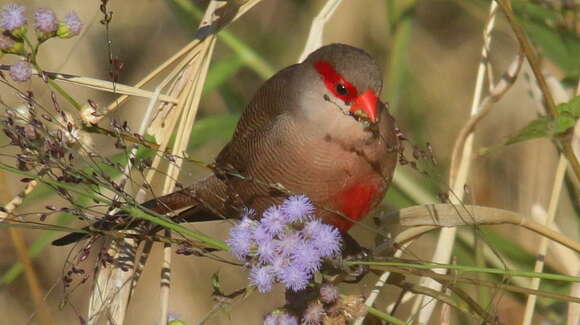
[[56, 12, 82, 39]]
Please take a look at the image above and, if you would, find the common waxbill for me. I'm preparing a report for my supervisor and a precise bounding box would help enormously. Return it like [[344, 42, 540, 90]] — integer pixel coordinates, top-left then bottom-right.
[[53, 43, 399, 246]]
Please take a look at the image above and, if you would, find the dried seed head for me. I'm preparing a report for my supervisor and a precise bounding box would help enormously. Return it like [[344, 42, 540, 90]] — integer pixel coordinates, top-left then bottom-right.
[[80, 104, 99, 125]]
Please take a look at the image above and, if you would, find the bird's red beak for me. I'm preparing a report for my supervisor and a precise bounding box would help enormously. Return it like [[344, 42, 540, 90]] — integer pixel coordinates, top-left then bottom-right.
[[349, 89, 379, 124]]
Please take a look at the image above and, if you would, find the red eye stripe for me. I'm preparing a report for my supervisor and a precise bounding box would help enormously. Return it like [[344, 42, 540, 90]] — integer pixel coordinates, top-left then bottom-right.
[[314, 61, 358, 103]]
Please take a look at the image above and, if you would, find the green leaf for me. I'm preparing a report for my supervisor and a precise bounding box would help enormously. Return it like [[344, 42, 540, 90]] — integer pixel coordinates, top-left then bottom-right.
[[512, 1, 559, 22], [556, 95, 580, 117], [203, 56, 244, 95], [505, 117, 551, 145], [187, 114, 239, 151], [523, 21, 580, 78]]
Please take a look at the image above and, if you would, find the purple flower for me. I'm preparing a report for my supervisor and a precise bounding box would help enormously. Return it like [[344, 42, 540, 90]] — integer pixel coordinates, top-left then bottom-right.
[[276, 232, 302, 257], [227, 195, 343, 294], [34, 8, 57, 33], [300, 218, 324, 240], [0, 4, 26, 31], [302, 302, 324, 325], [319, 283, 339, 304], [290, 242, 321, 274], [278, 264, 309, 291], [254, 224, 273, 244], [264, 312, 299, 325], [256, 238, 277, 264], [250, 265, 274, 293], [271, 255, 292, 275], [57, 11, 82, 39], [0, 34, 15, 50], [281, 195, 314, 222], [241, 207, 256, 219], [226, 217, 256, 259], [277, 313, 299, 325], [261, 205, 287, 235], [9, 60, 32, 82], [63, 11, 82, 34], [308, 222, 341, 257]]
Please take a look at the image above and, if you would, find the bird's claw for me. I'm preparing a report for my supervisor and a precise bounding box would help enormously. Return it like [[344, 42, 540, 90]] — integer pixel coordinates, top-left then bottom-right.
[[325, 247, 371, 283], [341, 246, 371, 283]]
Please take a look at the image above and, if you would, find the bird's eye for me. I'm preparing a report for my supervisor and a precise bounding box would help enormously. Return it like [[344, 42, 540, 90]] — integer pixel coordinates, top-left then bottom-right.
[[335, 83, 348, 96]]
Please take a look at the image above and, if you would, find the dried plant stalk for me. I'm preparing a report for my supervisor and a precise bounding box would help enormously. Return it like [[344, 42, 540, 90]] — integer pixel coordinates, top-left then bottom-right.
[[383, 204, 580, 253], [298, 0, 343, 62], [416, 2, 500, 323]]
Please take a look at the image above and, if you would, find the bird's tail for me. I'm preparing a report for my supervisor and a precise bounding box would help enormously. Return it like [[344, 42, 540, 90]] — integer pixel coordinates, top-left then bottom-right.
[[51, 175, 229, 246]]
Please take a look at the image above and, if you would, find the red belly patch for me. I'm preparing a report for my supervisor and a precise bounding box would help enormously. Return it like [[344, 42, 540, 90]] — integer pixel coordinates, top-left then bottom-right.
[[334, 183, 378, 232]]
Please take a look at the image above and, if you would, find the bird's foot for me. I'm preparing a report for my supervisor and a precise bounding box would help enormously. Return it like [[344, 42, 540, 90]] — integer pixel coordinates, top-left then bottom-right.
[[325, 246, 371, 283], [341, 246, 371, 283]]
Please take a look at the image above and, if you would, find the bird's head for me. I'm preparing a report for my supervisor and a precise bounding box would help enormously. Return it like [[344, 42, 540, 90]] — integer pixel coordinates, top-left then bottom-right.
[[297, 43, 383, 125]]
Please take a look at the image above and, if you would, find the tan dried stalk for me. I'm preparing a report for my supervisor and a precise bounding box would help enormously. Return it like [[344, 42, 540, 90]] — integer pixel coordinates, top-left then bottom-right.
[[83, 1, 266, 324], [384, 204, 580, 253], [415, 2, 500, 323], [298, 0, 343, 62]]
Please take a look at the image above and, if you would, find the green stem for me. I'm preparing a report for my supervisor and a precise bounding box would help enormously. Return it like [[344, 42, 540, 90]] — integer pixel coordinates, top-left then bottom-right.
[[347, 260, 580, 283], [45, 79, 82, 110], [366, 306, 406, 325]]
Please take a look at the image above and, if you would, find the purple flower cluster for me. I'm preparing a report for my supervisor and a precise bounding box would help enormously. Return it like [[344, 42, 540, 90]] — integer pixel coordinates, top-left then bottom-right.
[[0, 3, 83, 83], [0, 4, 26, 31], [0, 3, 82, 40], [33, 8, 57, 33], [264, 311, 298, 325], [9, 60, 31, 82], [226, 195, 342, 293]]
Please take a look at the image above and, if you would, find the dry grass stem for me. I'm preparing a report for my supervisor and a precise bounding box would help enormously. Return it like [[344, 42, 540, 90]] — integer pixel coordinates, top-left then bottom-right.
[[385, 204, 580, 253], [0, 173, 52, 325], [298, 0, 343, 62], [416, 2, 499, 323], [448, 53, 524, 183], [522, 155, 567, 325], [0, 179, 40, 222]]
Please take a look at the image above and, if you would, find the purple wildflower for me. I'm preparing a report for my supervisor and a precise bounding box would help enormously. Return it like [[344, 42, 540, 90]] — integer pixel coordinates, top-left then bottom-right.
[[33, 8, 57, 33], [278, 265, 309, 291], [271, 255, 292, 275], [250, 265, 274, 293], [167, 312, 182, 322], [290, 242, 322, 274], [281, 195, 314, 222], [0, 4, 26, 31], [241, 207, 256, 219], [227, 195, 343, 294], [302, 302, 324, 325], [226, 217, 256, 259], [276, 232, 302, 257], [254, 224, 273, 244], [0, 34, 14, 50], [9, 60, 32, 82], [57, 11, 82, 39], [319, 283, 339, 304], [256, 238, 277, 264], [278, 313, 299, 325], [63, 12, 81, 34], [300, 218, 324, 240], [261, 205, 287, 235], [264, 312, 299, 325], [308, 222, 341, 257]]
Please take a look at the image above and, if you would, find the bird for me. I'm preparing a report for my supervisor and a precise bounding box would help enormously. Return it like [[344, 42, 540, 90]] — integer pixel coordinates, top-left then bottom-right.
[[52, 43, 399, 249]]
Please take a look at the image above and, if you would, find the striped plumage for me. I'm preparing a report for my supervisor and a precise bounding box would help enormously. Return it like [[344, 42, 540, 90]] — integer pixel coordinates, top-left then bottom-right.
[[52, 43, 398, 246]]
